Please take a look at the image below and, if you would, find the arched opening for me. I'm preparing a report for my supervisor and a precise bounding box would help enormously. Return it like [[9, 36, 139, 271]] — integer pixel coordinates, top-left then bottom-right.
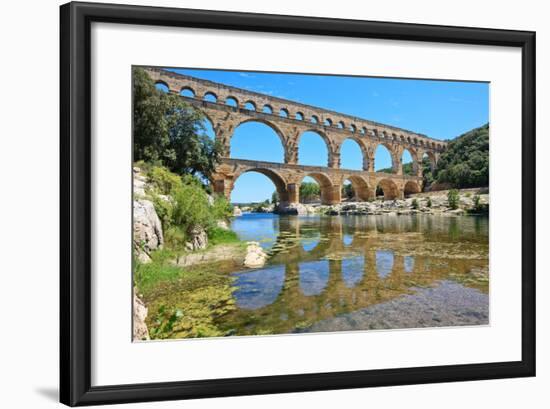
[[155, 81, 169, 93], [422, 151, 436, 172], [300, 173, 334, 205], [262, 104, 273, 114], [225, 96, 238, 107], [337, 121, 345, 129], [376, 178, 399, 200], [230, 121, 285, 163], [401, 148, 416, 175], [279, 108, 289, 118], [179, 87, 194, 98], [244, 101, 256, 111], [340, 138, 365, 170], [360, 127, 367, 135], [295, 112, 304, 121], [342, 176, 371, 201], [349, 124, 357, 133], [374, 144, 394, 173], [299, 176, 321, 204], [404, 181, 421, 197], [310, 115, 319, 124], [298, 131, 330, 167], [203, 91, 217, 103], [230, 169, 289, 206], [324, 118, 333, 127], [342, 256, 364, 288]]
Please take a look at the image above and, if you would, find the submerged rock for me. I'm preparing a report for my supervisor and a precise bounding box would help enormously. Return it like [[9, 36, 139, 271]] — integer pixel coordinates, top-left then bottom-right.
[[276, 203, 307, 215], [244, 241, 268, 268]]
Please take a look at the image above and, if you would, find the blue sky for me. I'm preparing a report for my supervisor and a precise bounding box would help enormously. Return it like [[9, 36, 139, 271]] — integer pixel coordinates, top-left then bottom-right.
[[164, 68, 489, 203]]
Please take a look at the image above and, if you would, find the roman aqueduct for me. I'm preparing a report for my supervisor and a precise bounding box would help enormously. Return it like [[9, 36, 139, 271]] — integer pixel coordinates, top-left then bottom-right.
[[145, 68, 448, 204]]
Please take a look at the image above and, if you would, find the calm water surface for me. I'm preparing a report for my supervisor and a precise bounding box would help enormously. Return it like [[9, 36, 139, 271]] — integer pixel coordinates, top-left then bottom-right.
[[224, 213, 489, 335]]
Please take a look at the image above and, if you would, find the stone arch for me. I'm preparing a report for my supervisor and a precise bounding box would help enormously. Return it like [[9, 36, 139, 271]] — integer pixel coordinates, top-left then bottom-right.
[[297, 129, 332, 167], [230, 119, 286, 162], [295, 112, 304, 121], [422, 151, 437, 171], [374, 142, 397, 173], [179, 86, 195, 97], [324, 118, 333, 127], [337, 121, 345, 129], [154, 80, 170, 93], [350, 124, 357, 133], [310, 115, 319, 124], [342, 175, 372, 201], [303, 172, 337, 205], [202, 91, 217, 102], [224, 96, 238, 107], [339, 137, 369, 171], [233, 168, 290, 205], [376, 178, 400, 200], [244, 100, 257, 111], [401, 147, 419, 176], [279, 108, 289, 118], [262, 104, 273, 114], [404, 180, 421, 197]]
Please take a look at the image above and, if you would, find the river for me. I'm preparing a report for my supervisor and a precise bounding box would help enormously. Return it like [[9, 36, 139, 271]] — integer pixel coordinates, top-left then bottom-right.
[[223, 213, 489, 336]]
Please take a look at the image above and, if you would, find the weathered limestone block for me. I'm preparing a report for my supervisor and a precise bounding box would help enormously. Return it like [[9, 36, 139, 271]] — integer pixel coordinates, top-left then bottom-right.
[[133, 199, 164, 263], [243, 242, 268, 268], [185, 226, 208, 251], [133, 289, 150, 341]]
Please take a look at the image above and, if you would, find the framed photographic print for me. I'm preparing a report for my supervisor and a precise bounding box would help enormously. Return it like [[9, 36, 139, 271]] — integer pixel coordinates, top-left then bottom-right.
[[60, 1, 536, 406]]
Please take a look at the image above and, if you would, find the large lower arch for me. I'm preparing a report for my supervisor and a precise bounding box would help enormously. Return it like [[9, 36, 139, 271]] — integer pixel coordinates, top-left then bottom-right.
[[376, 178, 400, 200], [231, 168, 290, 205], [342, 175, 373, 201], [403, 180, 421, 197], [302, 172, 338, 205]]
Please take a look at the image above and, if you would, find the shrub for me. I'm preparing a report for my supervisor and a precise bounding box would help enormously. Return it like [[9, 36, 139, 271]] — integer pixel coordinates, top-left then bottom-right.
[[171, 181, 212, 233], [447, 189, 460, 210], [411, 198, 419, 209], [210, 195, 233, 221], [207, 227, 239, 245], [426, 197, 432, 208], [147, 166, 183, 195]]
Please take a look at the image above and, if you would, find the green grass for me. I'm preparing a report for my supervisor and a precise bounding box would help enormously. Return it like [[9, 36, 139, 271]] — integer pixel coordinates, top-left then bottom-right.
[[208, 227, 240, 246]]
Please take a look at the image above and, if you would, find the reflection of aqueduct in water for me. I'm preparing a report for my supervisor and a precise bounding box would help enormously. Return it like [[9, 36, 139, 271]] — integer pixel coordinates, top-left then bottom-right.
[[145, 68, 448, 203], [224, 216, 485, 335]]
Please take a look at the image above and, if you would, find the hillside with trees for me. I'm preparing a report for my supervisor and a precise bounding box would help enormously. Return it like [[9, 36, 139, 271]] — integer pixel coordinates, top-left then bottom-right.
[[432, 123, 489, 189]]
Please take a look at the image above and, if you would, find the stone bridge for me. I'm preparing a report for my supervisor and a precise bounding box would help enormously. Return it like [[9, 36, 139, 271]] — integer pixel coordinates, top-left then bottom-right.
[[145, 67, 448, 202]]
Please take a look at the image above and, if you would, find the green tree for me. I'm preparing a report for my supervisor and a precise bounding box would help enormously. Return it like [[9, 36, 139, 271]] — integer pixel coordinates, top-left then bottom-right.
[[434, 124, 489, 189], [271, 191, 279, 205], [133, 67, 223, 178], [299, 182, 321, 202], [341, 183, 355, 200], [447, 189, 459, 210]]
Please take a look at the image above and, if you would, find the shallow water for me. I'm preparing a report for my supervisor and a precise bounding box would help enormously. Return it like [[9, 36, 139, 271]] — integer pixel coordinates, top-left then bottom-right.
[[224, 213, 489, 335]]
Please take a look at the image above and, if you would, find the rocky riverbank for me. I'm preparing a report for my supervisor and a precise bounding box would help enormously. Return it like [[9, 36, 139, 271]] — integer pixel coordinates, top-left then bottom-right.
[[233, 190, 489, 217]]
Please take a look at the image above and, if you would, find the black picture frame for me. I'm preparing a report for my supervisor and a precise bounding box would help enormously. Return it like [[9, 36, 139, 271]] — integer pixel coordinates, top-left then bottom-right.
[[60, 1, 536, 406]]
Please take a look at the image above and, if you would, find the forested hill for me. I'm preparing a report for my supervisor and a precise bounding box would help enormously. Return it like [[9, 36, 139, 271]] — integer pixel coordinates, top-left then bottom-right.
[[433, 123, 489, 188]]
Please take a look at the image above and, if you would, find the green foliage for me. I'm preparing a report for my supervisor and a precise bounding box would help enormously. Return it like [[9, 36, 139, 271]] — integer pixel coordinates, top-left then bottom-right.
[[300, 182, 320, 202], [426, 197, 432, 208], [143, 165, 232, 244], [447, 189, 460, 210], [341, 183, 355, 200], [133, 67, 223, 178], [210, 195, 233, 222], [435, 124, 489, 188], [271, 191, 279, 205], [469, 194, 489, 214], [411, 198, 419, 209], [207, 227, 240, 246]]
